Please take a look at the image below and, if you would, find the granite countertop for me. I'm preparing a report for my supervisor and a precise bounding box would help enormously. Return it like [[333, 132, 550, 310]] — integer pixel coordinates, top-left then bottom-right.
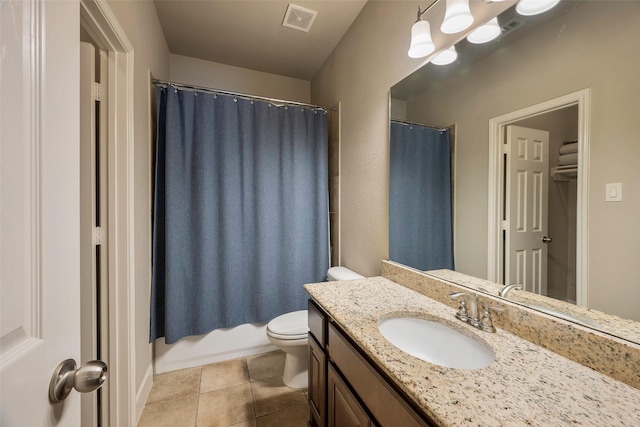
[[304, 277, 640, 427]]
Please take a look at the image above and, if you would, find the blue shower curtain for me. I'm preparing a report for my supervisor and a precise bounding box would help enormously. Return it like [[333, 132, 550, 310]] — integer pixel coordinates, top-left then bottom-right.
[[389, 122, 454, 271], [151, 87, 329, 344]]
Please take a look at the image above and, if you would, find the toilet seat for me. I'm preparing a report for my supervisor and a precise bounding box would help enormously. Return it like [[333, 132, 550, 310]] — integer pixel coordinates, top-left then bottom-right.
[[266, 331, 307, 341], [267, 310, 308, 340]]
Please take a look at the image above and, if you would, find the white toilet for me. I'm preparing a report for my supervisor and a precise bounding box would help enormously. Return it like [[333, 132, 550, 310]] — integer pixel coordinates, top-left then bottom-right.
[[266, 266, 364, 388]]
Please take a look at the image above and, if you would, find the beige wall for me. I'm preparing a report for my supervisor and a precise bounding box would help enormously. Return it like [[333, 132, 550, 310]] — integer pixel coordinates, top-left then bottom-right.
[[170, 54, 310, 103], [404, 3, 640, 320], [310, 1, 511, 277], [106, 0, 171, 415]]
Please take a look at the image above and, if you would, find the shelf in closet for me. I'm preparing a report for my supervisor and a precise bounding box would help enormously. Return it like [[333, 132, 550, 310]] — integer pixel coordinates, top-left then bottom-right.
[[551, 164, 578, 181]]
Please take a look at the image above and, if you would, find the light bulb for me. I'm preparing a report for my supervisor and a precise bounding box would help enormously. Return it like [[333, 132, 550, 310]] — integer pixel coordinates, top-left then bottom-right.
[[431, 46, 457, 65], [408, 20, 435, 58], [516, 0, 560, 16], [441, 0, 474, 34], [467, 18, 501, 44]]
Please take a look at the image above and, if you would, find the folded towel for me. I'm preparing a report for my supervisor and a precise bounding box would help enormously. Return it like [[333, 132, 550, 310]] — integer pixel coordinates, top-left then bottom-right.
[[559, 142, 578, 155], [558, 152, 578, 165]]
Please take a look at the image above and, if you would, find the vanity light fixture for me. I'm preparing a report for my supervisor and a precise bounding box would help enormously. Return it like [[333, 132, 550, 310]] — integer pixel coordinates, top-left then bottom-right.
[[408, 20, 436, 58], [516, 0, 560, 16], [408, 2, 438, 58], [441, 0, 474, 34], [466, 17, 501, 44], [431, 45, 458, 65]]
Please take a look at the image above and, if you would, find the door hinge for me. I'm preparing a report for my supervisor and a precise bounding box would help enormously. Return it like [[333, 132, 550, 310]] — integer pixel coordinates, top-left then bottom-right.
[[93, 82, 105, 102], [501, 220, 509, 230], [502, 144, 510, 155], [94, 226, 103, 245]]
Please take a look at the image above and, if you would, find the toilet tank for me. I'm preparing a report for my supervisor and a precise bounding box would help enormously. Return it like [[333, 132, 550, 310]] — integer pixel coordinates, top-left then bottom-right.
[[326, 266, 364, 281]]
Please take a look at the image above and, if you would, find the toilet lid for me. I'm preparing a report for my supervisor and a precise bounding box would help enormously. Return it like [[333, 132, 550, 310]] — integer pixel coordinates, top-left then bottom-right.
[[327, 266, 364, 281], [267, 310, 308, 338]]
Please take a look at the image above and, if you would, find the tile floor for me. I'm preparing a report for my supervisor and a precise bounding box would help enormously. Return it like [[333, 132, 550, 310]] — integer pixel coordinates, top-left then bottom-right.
[[138, 351, 310, 427]]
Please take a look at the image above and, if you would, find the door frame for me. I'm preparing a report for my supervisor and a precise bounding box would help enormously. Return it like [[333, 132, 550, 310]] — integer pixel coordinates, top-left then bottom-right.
[[487, 89, 590, 307], [80, 0, 136, 425]]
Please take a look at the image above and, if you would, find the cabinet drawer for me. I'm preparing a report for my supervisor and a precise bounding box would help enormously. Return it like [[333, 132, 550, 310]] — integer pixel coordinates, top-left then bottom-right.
[[308, 299, 326, 347], [328, 323, 434, 427]]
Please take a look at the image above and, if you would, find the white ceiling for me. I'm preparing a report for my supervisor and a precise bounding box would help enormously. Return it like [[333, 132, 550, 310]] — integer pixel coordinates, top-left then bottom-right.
[[153, 0, 368, 81]]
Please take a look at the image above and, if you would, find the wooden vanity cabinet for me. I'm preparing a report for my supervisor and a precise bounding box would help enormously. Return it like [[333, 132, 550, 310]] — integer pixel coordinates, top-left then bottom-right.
[[308, 299, 436, 427]]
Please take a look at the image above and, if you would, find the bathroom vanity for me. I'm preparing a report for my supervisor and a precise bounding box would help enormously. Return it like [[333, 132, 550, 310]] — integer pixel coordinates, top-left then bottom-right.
[[304, 265, 640, 426], [308, 299, 435, 427]]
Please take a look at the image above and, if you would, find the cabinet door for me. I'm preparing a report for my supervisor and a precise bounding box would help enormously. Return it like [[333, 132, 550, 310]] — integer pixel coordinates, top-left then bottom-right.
[[328, 364, 370, 427], [309, 335, 326, 427]]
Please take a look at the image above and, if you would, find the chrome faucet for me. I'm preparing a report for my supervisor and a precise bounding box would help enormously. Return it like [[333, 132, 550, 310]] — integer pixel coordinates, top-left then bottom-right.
[[450, 292, 480, 327], [450, 292, 503, 333], [499, 283, 523, 298]]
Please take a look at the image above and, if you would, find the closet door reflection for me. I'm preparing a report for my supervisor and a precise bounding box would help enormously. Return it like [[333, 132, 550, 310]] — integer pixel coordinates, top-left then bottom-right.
[[389, 121, 454, 271]]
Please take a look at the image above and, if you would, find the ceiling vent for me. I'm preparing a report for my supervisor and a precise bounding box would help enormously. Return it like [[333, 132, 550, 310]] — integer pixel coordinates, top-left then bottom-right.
[[282, 4, 317, 33], [501, 18, 525, 36]]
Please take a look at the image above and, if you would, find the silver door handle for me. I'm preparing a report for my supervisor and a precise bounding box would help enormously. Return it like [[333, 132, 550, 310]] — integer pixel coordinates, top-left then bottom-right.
[[542, 236, 553, 243], [49, 359, 107, 403]]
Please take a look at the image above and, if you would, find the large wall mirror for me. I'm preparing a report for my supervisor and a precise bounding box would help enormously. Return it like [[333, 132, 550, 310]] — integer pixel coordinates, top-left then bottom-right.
[[389, 0, 640, 344]]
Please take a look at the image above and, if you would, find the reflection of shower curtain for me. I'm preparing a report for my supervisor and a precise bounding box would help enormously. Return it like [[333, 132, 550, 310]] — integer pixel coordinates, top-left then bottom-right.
[[389, 122, 454, 271], [151, 87, 329, 344]]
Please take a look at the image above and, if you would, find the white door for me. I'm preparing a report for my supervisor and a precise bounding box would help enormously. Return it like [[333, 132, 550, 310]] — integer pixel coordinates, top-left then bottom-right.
[[1, 1, 94, 425], [504, 125, 550, 294]]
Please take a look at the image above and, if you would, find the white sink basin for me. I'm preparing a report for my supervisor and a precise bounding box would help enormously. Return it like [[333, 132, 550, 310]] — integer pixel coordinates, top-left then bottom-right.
[[378, 317, 495, 370]]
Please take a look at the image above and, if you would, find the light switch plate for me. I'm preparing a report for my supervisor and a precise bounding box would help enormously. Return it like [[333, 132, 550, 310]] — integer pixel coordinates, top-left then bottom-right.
[[605, 183, 622, 202]]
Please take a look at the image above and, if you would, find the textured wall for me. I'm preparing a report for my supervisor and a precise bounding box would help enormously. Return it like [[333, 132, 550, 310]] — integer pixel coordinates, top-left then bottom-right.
[[310, 0, 511, 277], [170, 54, 310, 103]]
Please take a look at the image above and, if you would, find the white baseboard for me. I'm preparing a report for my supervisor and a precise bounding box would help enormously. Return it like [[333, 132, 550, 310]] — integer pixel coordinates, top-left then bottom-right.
[[135, 364, 154, 423], [154, 323, 279, 374]]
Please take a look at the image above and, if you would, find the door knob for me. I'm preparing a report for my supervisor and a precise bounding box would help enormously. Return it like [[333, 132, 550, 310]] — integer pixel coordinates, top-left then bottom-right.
[[542, 236, 553, 243], [49, 359, 107, 403]]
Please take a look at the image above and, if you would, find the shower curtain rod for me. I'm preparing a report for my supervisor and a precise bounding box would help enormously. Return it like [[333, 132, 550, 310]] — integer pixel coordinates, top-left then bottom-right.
[[391, 119, 448, 132], [151, 78, 337, 112]]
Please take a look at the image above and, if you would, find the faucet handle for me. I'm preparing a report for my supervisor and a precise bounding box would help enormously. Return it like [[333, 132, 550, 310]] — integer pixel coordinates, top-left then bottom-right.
[[453, 299, 469, 322], [450, 292, 473, 323], [479, 305, 504, 333]]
